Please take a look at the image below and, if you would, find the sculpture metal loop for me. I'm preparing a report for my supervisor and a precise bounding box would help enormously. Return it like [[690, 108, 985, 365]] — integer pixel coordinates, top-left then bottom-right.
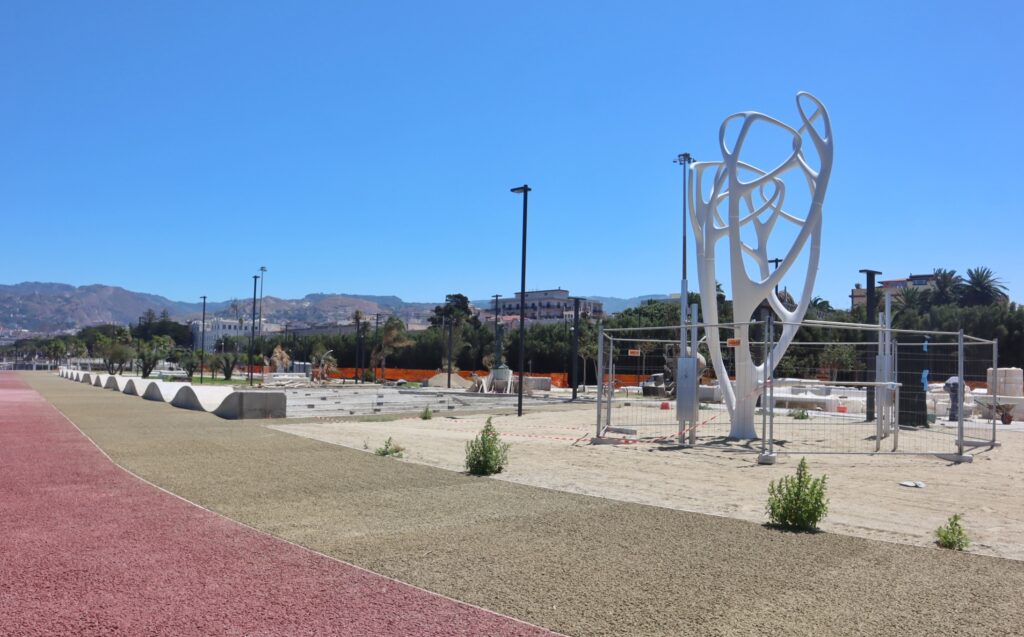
[[691, 92, 833, 438]]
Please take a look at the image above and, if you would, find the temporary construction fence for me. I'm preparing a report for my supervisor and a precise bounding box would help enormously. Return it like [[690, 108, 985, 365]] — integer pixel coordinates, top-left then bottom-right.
[[595, 318, 1001, 461]]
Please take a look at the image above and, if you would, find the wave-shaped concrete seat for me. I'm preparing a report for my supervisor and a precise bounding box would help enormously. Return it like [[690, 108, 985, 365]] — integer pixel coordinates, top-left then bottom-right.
[[170, 386, 235, 412], [212, 391, 287, 419], [123, 378, 153, 396], [141, 380, 183, 403], [60, 368, 286, 419], [104, 376, 129, 391]]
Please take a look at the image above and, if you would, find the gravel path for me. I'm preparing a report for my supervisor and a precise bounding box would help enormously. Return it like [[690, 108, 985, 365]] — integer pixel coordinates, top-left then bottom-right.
[[27, 372, 1024, 636], [0, 373, 555, 636]]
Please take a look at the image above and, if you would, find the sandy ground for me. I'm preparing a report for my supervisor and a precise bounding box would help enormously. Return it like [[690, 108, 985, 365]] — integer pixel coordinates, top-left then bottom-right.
[[273, 404, 1024, 560], [25, 373, 1024, 637]]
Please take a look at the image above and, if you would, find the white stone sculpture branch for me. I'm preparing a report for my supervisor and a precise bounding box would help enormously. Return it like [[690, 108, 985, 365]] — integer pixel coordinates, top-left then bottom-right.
[[690, 92, 833, 438]]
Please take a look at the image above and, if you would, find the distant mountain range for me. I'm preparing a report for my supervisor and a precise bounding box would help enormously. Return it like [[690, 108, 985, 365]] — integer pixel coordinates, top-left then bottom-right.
[[0, 282, 672, 334], [0, 282, 436, 334], [585, 295, 672, 314]]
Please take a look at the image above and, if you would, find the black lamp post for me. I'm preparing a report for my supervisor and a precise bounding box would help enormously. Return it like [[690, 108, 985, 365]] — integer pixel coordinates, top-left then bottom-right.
[[446, 316, 453, 389], [769, 257, 783, 296], [569, 296, 581, 400], [860, 268, 882, 421], [374, 313, 381, 382], [510, 184, 530, 417], [492, 294, 502, 366], [675, 153, 694, 355], [249, 274, 258, 386], [199, 295, 207, 385], [258, 266, 267, 345], [355, 315, 362, 384]]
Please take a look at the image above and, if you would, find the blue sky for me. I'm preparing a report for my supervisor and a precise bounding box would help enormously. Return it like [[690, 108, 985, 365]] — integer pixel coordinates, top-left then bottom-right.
[[2, 1, 1021, 307]]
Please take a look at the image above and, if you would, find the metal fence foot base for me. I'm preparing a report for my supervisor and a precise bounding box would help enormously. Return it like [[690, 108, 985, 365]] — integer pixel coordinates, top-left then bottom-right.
[[757, 452, 777, 465], [934, 453, 974, 464]]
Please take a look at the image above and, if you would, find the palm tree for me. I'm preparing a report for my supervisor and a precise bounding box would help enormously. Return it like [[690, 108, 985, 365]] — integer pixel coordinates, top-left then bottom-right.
[[810, 296, 833, 319], [351, 310, 365, 381], [894, 287, 927, 316], [372, 317, 413, 381], [963, 267, 1008, 306], [931, 268, 963, 305]]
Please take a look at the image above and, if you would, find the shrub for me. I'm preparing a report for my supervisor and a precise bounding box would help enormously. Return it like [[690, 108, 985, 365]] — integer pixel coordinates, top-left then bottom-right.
[[935, 514, 970, 550], [420, 406, 433, 420], [766, 457, 828, 531], [787, 408, 810, 420], [465, 417, 510, 476], [374, 437, 404, 458]]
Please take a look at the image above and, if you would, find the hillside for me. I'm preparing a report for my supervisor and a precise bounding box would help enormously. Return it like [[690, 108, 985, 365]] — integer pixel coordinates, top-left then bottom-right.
[[0, 282, 434, 333], [1, 282, 661, 334]]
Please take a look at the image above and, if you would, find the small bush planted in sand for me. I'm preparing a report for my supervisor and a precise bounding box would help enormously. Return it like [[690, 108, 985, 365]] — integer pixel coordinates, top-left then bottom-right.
[[420, 406, 433, 420], [787, 408, 810, 420], [465, 417, 510, 476], [766, 457, 828, 531], [935, 514, 970, 550], [374, 437, 404, 458]]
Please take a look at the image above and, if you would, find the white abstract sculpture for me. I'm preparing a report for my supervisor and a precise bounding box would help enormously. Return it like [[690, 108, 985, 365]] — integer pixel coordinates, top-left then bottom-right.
[[690, 92, 833, 439]]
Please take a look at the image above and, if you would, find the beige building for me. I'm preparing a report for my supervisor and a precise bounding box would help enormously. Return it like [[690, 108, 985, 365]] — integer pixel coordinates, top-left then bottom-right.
[[494, 289, 603, 322], [850, 273, 936, 309]]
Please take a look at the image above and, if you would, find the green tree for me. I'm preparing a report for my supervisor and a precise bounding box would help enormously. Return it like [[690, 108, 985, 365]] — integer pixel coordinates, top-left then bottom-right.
[[894, 287, 929, 317], [931, 268, 964, 306], [429, 293, 476, 328], [216, 351, 244, 380], [372, 317, 413, 380], [819, 344, 860, 382], [136, 335, 174, 378], [44, 339, 67, 366], [175, 348, 202, 380], [94, 336, 134, 375], [963, 267, 1008, 306]]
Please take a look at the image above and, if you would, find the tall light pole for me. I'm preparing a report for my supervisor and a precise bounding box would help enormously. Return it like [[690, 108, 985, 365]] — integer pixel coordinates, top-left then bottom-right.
[[492, 294, 502, 366], [199, 295, 207, 385], [768, 257, 782, 296], [354, 315, 362, 384], [510, 184, 531, 417], [860, 268, 882, 421], [675, 153, 694, 352], [249, 274, 258, 386], [374, 312, 381, 382], [569, 296, 581, 400], [446, 315, 453, 389], [258, 266, 267, 344]]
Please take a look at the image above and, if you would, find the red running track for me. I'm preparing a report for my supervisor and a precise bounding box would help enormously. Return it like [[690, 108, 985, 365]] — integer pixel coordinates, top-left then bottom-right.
[[0, 374, 555, 636]]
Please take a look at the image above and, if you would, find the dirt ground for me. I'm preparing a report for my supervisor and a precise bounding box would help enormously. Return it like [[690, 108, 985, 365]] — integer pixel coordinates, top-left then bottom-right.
[[24, 373, 1024, 637], [273, 405, 1024, 560]]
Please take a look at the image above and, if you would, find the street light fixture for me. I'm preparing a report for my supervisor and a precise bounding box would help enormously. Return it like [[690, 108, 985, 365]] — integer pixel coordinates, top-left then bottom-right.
[[199, 295, 207, 385], [446, 315, 453, 389], [258, 266, 267, 345], [860, 268, 883, 421], [674, 153, 694, 354], [510, 184, 530, 417], [249, 274, 258, 386], [492, 294, 501, 366], [568, 296, 582, 400]]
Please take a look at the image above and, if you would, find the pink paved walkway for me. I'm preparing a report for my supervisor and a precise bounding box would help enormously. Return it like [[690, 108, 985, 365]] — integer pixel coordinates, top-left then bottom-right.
[[0, 374, 554, 636]]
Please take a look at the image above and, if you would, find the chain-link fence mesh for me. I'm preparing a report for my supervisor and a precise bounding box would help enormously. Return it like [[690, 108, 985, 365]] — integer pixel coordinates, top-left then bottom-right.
[[597, 320, 999, 458]]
